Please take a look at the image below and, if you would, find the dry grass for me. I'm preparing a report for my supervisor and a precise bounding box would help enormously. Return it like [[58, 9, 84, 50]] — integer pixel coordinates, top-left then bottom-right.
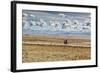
[[22, 44, 91, 63], [23, 35, 90, 45], [22, 35, 91, 63]]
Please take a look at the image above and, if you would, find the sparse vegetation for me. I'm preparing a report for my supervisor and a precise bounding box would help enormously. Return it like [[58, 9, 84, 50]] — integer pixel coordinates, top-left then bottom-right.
[[22, 35, 91, 63]]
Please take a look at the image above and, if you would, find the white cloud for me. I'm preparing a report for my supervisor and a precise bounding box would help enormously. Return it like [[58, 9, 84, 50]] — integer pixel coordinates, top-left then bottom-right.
[[30, 14, 35, 17], [58, 13, 66, 18]]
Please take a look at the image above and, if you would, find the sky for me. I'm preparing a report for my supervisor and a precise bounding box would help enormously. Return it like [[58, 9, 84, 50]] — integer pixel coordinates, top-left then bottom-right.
[[22, 10, 91, 36]]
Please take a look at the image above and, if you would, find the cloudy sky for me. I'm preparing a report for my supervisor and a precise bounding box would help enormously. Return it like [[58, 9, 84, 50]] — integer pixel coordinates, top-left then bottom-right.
[[22, 10, 91, 36]]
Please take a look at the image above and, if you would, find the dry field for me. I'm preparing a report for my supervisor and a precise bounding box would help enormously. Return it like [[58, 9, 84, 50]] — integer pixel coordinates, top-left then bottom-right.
[[22, 35, 91, 63]]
